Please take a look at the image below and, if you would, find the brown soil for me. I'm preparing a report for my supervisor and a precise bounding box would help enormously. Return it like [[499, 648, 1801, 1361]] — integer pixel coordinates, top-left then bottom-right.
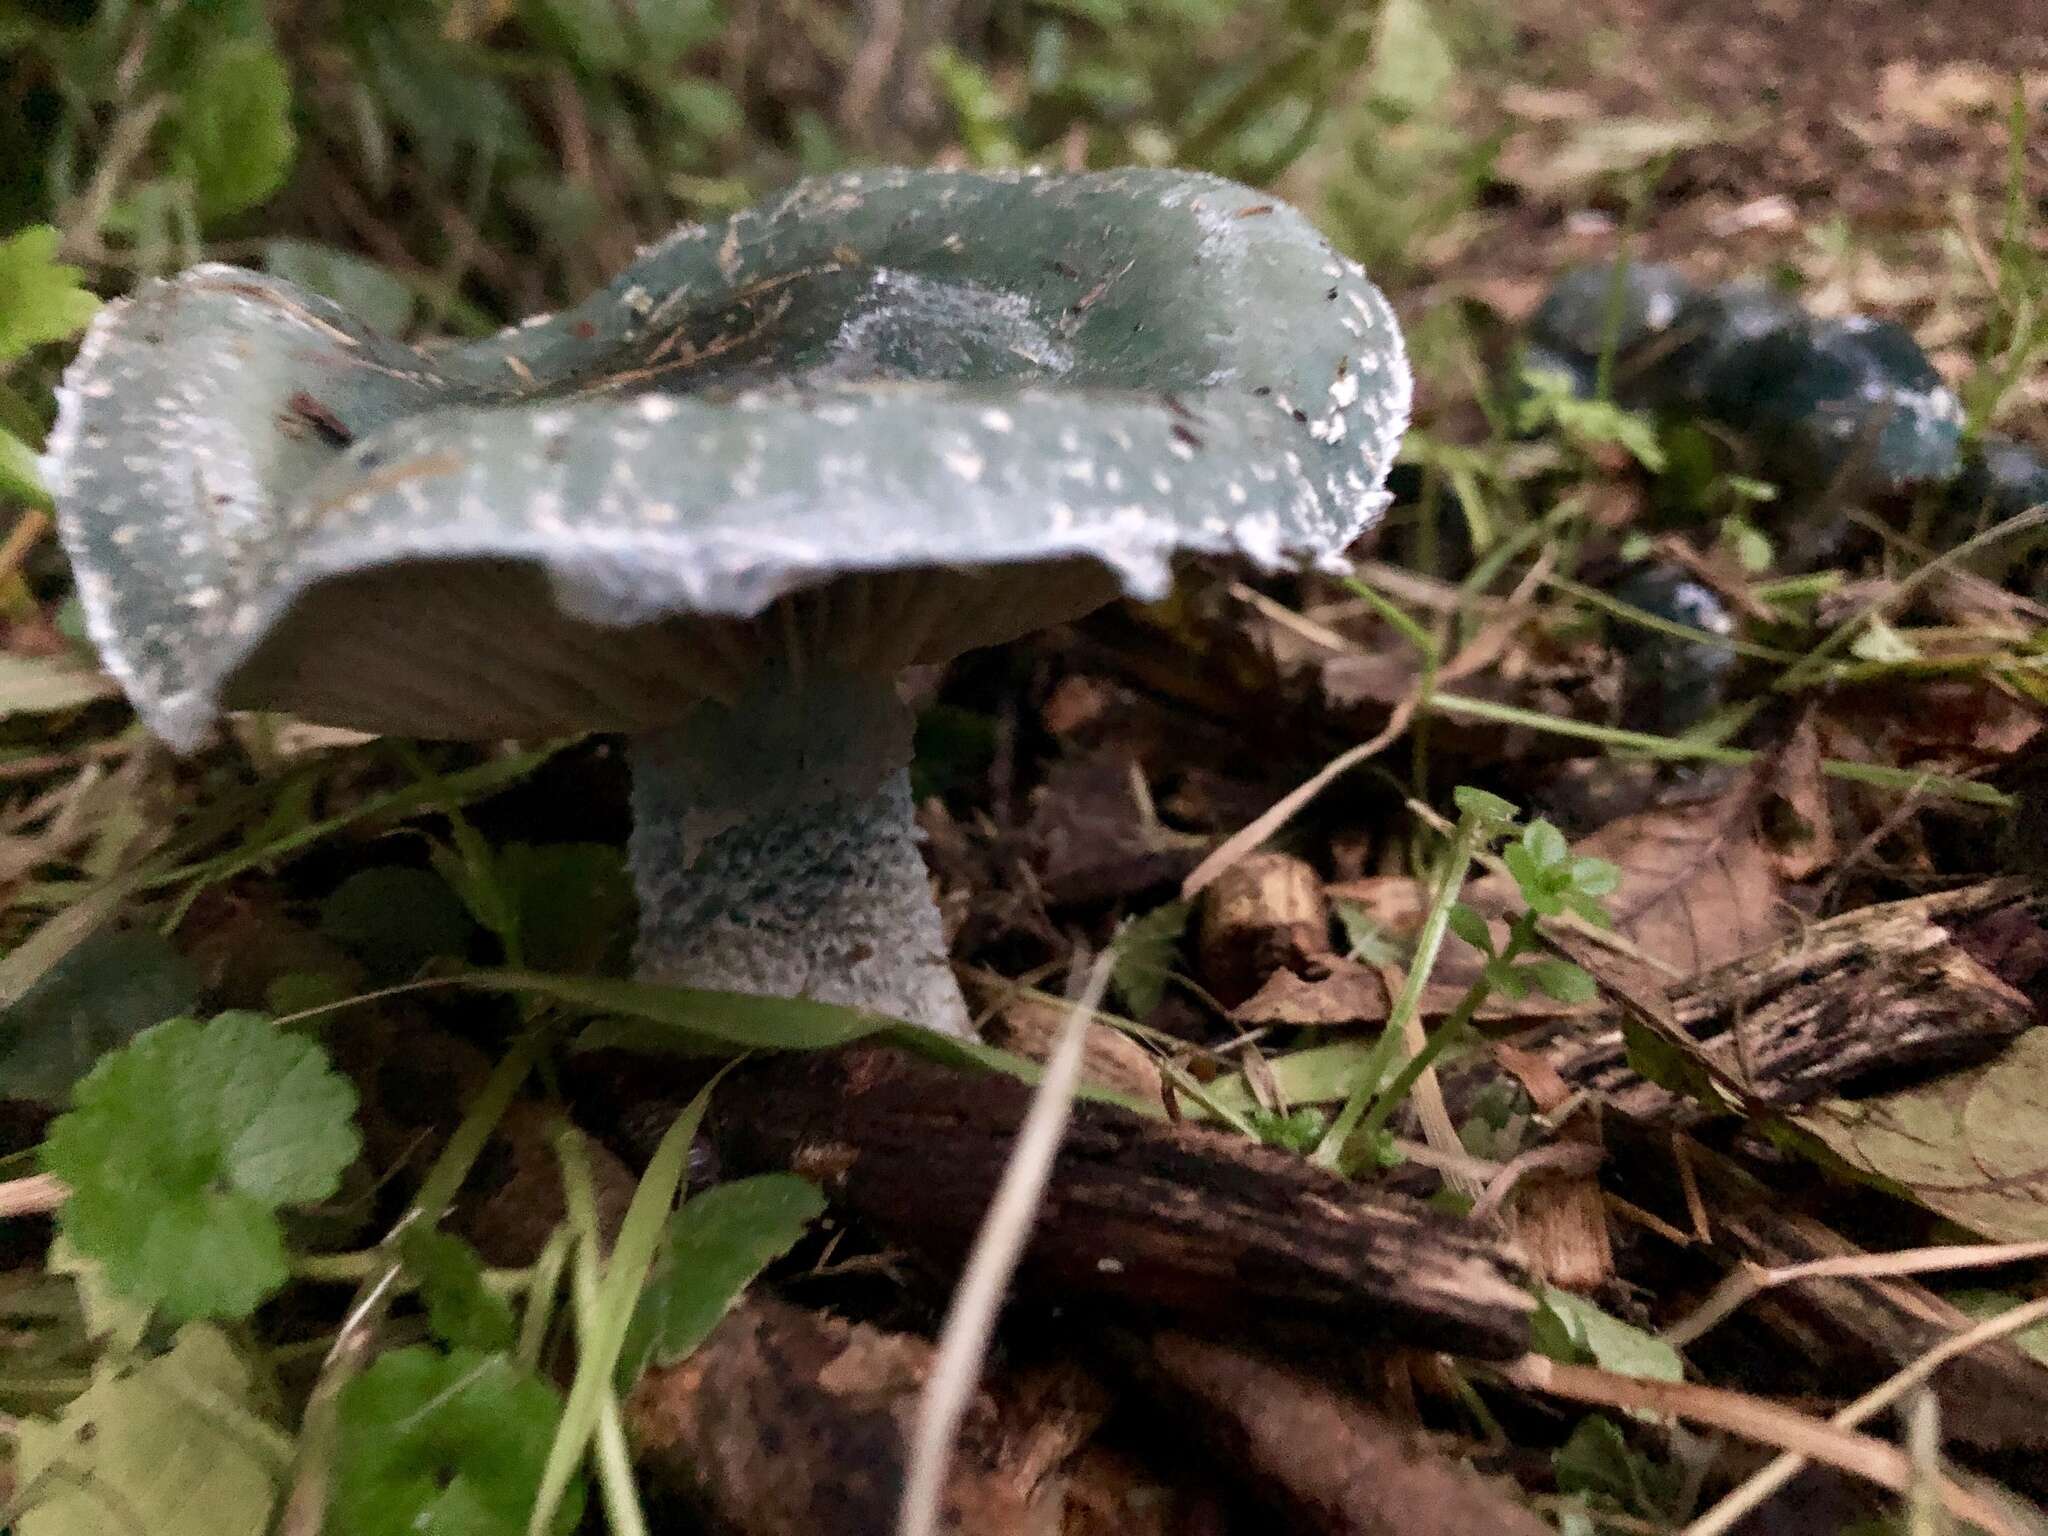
[[1403, 0, 2048, 429]]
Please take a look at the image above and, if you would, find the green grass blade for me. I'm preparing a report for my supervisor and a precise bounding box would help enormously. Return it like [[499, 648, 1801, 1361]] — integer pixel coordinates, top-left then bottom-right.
[[529, 1074, 729, 1536]]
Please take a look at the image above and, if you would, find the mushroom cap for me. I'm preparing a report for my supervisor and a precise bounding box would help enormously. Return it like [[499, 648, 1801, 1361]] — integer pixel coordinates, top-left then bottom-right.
[[48, 167, 1409, 748]]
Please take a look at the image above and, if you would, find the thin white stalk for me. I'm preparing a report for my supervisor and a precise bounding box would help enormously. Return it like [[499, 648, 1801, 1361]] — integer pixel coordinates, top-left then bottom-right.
[[896, 951, 1113, 1536]]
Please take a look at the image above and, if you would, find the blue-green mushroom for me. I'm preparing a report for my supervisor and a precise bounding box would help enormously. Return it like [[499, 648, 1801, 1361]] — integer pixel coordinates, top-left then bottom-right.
[[46, 168, 1409, 1037]]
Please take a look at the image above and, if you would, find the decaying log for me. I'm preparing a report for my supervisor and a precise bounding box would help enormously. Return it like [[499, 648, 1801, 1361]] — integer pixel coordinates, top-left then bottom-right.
[[1519, 879, 2044, 1124], [627, 1296, 1106, 1535], [1109, 1330, 1554, 1536], [709, 1046, 1535, 1359], [1602, 1123, 2048, 1457], [1198, 852, 1333, 1006]]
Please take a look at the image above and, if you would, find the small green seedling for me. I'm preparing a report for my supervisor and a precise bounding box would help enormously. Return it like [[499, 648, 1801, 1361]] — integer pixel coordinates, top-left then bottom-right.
[[1315, 787, 1616, 1173]]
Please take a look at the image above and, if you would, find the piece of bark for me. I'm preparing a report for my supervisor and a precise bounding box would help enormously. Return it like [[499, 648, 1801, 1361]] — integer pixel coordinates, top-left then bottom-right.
[[1602, 1121, 2048, 1457], [1492, 1047, 1614, 1293], [709, 1046, 1534, 1359], [1198, 852, 1333, 1006], [627, 1296, 1106, 1535], [1109, 1330, 1552, 1536], [1514, 879, 2042, 1125]]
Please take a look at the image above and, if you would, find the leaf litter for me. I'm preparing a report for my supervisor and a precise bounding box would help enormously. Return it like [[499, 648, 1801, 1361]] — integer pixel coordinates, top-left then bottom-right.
[[3, 2, 2048, 1533]]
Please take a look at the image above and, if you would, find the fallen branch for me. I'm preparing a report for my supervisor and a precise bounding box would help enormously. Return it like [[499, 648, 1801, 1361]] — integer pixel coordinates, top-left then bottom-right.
[[1497, 1355, 2026, 1536], [709, 1046, 1536, 1359], [1679, 1295, 2048, 1536], [1597, 1120, 2048, 1457], [1520, 879, 2042, 1123]]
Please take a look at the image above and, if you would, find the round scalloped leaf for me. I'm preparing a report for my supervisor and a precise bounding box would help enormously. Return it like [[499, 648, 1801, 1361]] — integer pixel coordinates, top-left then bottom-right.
[[48, 167, 1408, 747], [334, 1346, 582, 1536], [40, 1011, 361, 1320]]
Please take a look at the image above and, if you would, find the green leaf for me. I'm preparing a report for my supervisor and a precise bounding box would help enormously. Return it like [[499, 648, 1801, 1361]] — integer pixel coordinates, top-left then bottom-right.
[[1562, 889, 1616, 929], [1368, 0, 1455, 118], [1445, 902, 1494, 955], [532, 1082, 721, 1532], [1850, 615, 1920, 665], [635, 0, 726, 69], [1522, 819, 1569, 869], [498, 971, 1159, 1117], [430, 816, 522, 961], [0, 924, 200, 1105], [1334, 899, 1403, 966], [1949, 1289, 2048, 1366], [493, 842, 635, 974], [1452, 785, 1518, 826], [1244, 1104, 1328, 1154], [12, 1324, 290, 1536], [1517, 371, 1668, 471], [1522, 958, 1598, 1005], [1568, 856, 1620, 898], [1724, 514, 1775, 574], [172, 41, 296, 221], [41, 1011, 361, 1320], [1484, 955, 1529, 1000], [357, 26, 532, 178], [1620, 1017, 1724, 1106], [400, 1227, 517, 1354], [320, 866, 480, 984], [616, 1173, 826, 1390], [2, 424, 51, 506], [662, 77, 743, 144], [1793, 1031, 2048, 1242], [0, 224, 99, 367], [335, 1346, 581, 1536], [927, 44, 1021, 167], [1501, 842, 1542, 902], [264, 971, 353, 1016], [522, 0, 634, 72], [1531, 1286, 1684, 1384], [1553, 1413, 1677, 1515], [1110, 900, 1191, 1019], [47, 1235, 152, 1357]]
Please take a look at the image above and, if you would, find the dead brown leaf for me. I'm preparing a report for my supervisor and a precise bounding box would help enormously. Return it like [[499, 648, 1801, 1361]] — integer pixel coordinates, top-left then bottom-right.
[[1763, 714, 1839, 882], [1564, 781, 1788, 975], [1234, 956, 1396, 1029], [1025, 749, 1205, 904]]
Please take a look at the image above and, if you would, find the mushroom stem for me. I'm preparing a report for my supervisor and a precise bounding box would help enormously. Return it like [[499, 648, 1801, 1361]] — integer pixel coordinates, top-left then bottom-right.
[[627, 665, 973, 1037]]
